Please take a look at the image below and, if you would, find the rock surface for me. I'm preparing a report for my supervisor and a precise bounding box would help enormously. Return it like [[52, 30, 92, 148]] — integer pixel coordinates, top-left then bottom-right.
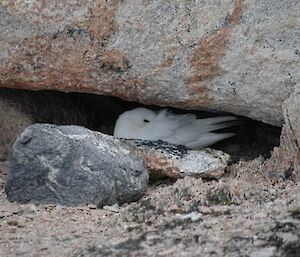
[[124, 139, 230, 179], [0, 0, 299, 126], [264, 83, 300, 180], [5, 124, 149, 207]]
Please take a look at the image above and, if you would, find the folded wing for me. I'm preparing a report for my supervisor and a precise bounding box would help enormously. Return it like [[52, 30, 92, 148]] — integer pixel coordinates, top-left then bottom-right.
[[159, 113, 237, 149]]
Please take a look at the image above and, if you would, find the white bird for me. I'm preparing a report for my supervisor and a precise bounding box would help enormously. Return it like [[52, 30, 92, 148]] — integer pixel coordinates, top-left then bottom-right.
[[113, 107, 237, 149]]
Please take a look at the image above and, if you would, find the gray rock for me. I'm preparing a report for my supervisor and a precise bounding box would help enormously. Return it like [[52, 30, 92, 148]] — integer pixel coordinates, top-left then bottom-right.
[[5, 124, 149, 207], [249, 247, 277, 257], [123, 139, 229, 179], [0, 1, 299, 126], [264, 83, 300, 180]]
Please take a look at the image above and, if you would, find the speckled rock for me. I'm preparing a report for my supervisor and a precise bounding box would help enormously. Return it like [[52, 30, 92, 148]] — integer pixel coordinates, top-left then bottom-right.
[[5, 124, 149, 207], [0, 0, 299, 126], [123, 139, 230, 179], [264, 83, 300, 180]]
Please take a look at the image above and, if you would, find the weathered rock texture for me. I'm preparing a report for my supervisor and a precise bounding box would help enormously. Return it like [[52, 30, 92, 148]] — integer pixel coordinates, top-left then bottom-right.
[[124, 140, 230, 179], [0, 0, 299, 126], [5, 124, 149, 207], [264, 84, 300, 180]]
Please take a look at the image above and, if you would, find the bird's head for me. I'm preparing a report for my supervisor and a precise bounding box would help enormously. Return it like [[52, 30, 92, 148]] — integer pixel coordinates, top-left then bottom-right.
[[113, 108, 156, 138]]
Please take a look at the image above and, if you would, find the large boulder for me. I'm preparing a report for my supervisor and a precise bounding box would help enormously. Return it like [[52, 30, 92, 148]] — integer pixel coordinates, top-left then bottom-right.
[[5, 124, 149, 207], [0, 0, 299, 126]]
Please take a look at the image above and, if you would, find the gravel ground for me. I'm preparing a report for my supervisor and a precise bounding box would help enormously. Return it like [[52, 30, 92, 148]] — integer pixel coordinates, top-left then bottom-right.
[[1, 157, 300, 257]]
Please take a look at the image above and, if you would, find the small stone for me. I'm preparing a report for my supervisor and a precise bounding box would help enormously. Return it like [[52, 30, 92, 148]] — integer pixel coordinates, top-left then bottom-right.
[[250, 247, 277, 257], [178, 211, 202, 222], [125, 139, 230, 179], [103, 204, 120, 213], [87, 204, 97, 209], [276, 232, 299, 244], [7, 220, 26, 228]]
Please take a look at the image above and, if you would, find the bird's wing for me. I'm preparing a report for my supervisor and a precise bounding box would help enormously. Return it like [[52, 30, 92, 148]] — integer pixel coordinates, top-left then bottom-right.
[[163, 115, 237, 147], [137, 109, 197, 140], [185, 132, 234, 149], [171, 118, 237, 141]]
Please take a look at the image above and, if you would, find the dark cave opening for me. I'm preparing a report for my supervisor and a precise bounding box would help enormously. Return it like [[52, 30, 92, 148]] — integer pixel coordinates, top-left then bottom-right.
[[0, 88, 282, 163]]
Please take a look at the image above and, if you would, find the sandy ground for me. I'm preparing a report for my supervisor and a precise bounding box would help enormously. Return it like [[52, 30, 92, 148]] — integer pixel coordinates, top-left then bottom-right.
[[1, 157, 300, 257]]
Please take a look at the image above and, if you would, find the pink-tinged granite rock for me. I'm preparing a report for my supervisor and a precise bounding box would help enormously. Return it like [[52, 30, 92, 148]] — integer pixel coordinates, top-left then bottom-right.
[[264, 84, 300, 180], [123, 140, 230, 179], [0, 0, 299, 126]]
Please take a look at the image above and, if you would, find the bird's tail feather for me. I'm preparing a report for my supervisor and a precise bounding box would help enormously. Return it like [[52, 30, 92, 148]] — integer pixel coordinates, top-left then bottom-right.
[[194, 116, 237, 125], [186, 132, 235, 149], [174, 118, 239, 141], [203, 120, 241, 132]]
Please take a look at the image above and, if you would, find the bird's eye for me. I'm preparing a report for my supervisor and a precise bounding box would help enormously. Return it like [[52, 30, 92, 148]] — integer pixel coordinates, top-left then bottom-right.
[[143, 119, 150, 123]]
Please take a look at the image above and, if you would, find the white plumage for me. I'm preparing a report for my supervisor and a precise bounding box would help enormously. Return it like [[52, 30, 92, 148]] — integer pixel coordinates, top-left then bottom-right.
[[113, 107, 237, 149]]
